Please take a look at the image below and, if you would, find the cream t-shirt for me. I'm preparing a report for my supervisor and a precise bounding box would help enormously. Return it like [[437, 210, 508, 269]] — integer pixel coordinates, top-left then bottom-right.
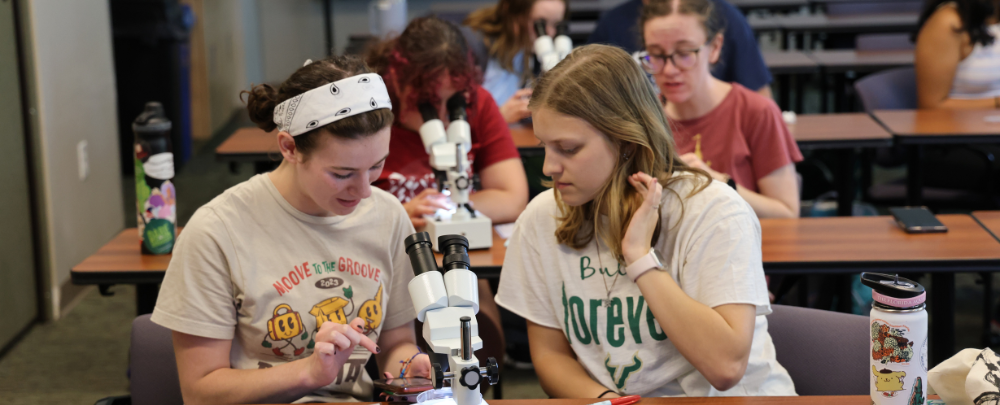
[[152, 174, 416, 402], [495, 175, 796, 397]]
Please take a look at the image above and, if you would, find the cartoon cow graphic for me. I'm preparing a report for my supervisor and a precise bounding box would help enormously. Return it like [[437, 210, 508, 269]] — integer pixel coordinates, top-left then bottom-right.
[[873, 365, 907, 397]]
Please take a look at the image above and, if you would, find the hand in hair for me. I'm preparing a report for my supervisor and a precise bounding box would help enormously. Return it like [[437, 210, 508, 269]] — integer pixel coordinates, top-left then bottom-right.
[[622, 171, 664, 267], [402, 188, 452, 229], [679, 153, 725, 182], [499, 89, 533, 123]]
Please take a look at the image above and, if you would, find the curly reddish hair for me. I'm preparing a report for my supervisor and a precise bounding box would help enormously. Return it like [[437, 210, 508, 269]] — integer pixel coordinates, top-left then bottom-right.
[[367, 16, 481, 117]]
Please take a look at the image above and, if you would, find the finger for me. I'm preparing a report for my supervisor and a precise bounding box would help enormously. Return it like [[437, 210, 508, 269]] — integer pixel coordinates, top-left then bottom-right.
[[384, 372, 394, 380], [414, 205, 438, 217], [353, 333, 380, 355], [330, 332, 352, 353], [412, 217, 427, 228], [346, 318, 380, 354], [423, 198, 451, 210], [315, 341, 337, 357], [414, 188, 440, 200], [349, 317, 367, 332], [627, 175, 647, 195]]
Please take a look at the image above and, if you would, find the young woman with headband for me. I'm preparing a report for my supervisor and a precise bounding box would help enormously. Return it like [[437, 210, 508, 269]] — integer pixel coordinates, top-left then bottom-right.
[[495, 45, 795, 397], [151, 55, 430, 403]]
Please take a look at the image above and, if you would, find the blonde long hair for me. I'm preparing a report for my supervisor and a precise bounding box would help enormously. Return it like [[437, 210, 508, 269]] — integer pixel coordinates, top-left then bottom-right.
[[528, 44, 710, 263]]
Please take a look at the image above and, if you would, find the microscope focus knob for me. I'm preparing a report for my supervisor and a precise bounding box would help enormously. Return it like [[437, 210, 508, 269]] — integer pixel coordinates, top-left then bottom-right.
[[432, 363, 445, 390], [485, 357, 500, 385], [459, 366, 482, 390]]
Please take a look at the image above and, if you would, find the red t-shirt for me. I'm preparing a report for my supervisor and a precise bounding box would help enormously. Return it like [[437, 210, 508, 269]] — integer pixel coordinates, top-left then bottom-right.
[[375, 87, 520, 202], [669, 83, 803, 193]]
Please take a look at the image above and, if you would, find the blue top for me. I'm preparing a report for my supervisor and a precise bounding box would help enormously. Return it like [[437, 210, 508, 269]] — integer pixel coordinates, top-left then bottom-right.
[[587, 0, 772, 91], [483, 52, 527, 108]]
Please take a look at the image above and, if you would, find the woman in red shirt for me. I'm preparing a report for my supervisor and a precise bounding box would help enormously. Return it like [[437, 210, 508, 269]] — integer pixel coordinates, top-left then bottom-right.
[[639, 0, 802, 218], [367, 16, 529, 228]]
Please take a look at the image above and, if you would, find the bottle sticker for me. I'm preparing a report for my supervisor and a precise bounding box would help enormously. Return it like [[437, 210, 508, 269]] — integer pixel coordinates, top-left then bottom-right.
[[872, 320, 915, 364], [872, 365, 907, 398], [143, 152, 175, 180]]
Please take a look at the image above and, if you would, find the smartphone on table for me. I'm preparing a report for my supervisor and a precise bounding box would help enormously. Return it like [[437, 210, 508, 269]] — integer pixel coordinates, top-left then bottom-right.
[[889, 206, 948, 233], [374, 377, 434, 402]]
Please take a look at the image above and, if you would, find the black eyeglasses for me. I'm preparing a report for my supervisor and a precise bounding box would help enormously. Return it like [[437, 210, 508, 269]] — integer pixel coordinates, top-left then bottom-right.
[[637, 46, 705, 73]]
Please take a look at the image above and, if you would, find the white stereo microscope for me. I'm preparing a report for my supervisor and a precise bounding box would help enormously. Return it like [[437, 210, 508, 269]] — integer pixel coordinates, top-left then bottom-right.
[[417, 95, 493, 251], [405, 232, 499, 405], [533, 19, 572, 73]]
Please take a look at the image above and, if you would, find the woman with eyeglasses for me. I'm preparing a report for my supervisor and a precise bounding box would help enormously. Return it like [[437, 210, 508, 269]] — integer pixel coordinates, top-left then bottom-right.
[[639, 0, 803, 219]]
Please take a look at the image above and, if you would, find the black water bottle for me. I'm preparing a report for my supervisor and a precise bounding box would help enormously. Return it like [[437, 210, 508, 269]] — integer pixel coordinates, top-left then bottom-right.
[[133, 102, 176, 255]]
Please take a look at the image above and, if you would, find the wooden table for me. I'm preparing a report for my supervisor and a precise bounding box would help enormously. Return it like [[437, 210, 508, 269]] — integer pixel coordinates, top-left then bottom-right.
[[789, 113, 893, 215], [216, 127, 279, 162], [761, 214, 1000, 365], [71, 229, 179, 315], [71, 228, 508, 315], [873, 109, 1000, 205], [776, 13, 919, 34], [764, 50, 818, 75], [317, 397, 870, 405], [806, 50, 913, 74], [751, 12, 919, 50], [973, 211, 1000, 241], [790, 113, 892, 150]]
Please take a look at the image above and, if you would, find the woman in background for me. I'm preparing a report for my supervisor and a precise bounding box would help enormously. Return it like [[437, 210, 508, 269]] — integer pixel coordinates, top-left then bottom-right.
[[914, 0, 1000, 109], [464, 0, 569, 123]]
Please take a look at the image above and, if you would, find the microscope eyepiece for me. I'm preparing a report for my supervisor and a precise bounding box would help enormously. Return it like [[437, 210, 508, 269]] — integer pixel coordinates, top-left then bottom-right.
[[405, 232, 440, 275], [446, 93, 467, 122], [439, 235, 471, 271], [533, 19, 547, 37], [418, 102, 439, 123], [556, 20, 569, 37]]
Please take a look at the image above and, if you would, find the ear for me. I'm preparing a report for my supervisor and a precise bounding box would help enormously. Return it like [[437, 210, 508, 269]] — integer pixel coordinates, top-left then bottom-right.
[[276, 131, 300, 163], [708, 33, 724, 65]]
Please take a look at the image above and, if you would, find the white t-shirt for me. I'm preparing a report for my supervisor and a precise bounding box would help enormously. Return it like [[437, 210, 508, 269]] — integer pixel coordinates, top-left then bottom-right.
[[152, 174, 417, 402], [495, 175, 796, 397]]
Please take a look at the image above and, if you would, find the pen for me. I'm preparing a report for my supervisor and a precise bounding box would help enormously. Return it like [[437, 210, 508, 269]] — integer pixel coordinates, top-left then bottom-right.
[[587, 394, 641, 405]]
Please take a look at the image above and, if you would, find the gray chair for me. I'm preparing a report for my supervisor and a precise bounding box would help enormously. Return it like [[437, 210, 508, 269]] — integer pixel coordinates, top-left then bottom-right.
[[94, 314, 182, 405], [767, 304, 870, 395], [853, 67, 917, 111], [131, 314, 183, 405]]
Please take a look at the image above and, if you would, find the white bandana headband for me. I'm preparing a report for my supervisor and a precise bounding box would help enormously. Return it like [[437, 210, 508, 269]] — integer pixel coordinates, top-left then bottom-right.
[[272, 72, 392, 136]]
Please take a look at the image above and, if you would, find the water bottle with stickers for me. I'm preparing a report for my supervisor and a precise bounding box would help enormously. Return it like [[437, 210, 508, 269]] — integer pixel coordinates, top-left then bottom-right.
[[862, 273, 927, 405], [133, 102, 176, 255]]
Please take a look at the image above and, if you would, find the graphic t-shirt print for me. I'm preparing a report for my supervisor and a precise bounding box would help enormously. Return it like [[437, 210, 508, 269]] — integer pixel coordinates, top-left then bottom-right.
[[259, 256, 386, 385]]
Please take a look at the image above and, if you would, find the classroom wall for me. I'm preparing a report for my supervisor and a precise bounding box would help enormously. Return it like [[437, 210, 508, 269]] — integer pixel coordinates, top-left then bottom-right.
[[201, 0, 252, 134], [18, 0, 125, 320], [258, 0, 327, 84], [329, 0, 493, 56], [185, 0, 326, 138]]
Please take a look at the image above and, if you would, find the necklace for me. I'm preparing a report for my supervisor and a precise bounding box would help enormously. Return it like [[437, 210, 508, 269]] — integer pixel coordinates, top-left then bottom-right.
[[597, 241, 620, 308]]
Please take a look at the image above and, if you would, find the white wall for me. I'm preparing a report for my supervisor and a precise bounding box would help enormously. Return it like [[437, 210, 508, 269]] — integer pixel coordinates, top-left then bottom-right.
[[19, 0, 125, 319], [258, 0, 327, 84], [330, 0, 494, 56], [201, 0, 252, 133]]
